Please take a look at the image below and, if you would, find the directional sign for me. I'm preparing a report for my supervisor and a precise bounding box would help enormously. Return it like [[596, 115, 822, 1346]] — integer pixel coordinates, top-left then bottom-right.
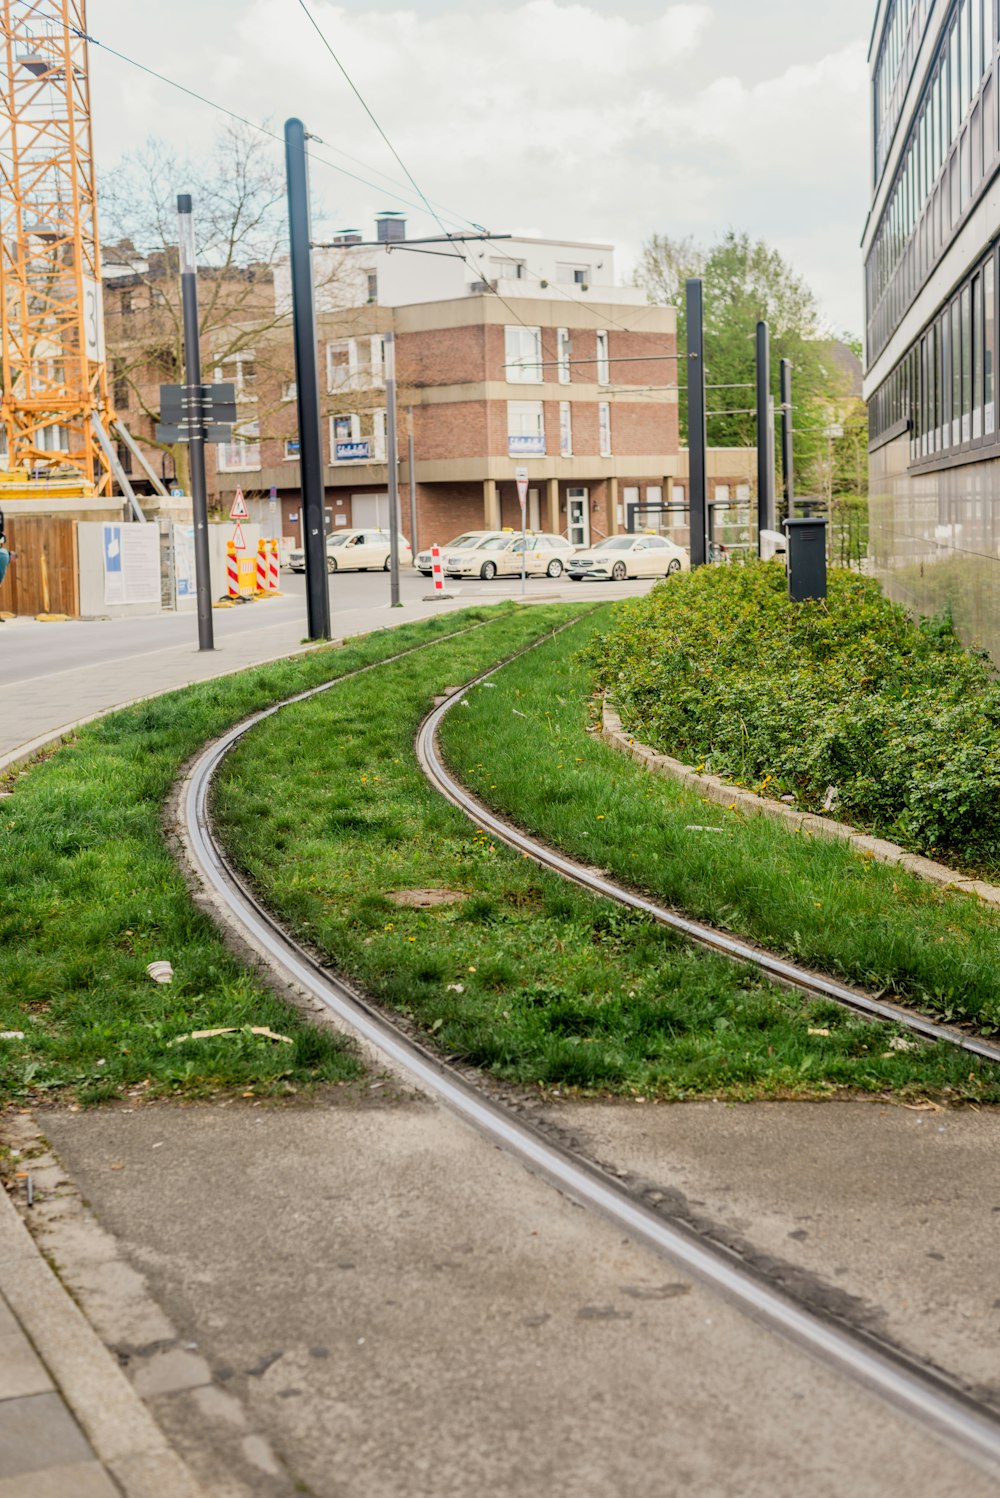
[[231, 521, 246, 551], [515, 465, 529, 515], [230, 489, 249, 521]]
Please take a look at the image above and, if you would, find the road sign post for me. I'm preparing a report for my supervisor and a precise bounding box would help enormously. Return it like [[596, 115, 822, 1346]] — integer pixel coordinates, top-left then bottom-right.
[[516, 466, 529, 596]]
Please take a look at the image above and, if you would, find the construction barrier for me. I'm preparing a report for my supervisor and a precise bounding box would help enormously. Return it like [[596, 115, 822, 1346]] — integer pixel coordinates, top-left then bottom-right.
[[431, 544, 444, 593], [256, 539, 268, 594], [268, 537, 279, 592], [226, 541, 239, 599]]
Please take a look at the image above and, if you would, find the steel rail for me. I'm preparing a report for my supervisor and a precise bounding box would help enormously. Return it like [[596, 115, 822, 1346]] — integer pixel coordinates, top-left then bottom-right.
[[419, 675, 1000, 1067], [174, 626, 1000, 1475]]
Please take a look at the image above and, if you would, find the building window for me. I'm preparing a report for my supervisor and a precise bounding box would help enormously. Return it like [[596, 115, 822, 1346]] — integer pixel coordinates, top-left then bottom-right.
[[282, 381, 297, 402], [330, 409, 384, 462], [596, 331, 609, 385], [373, 407, 387, 461], [598, 401, 611, 457], [504, 325, 543, 383], [218, 420, 261, 472], [507, 400, 545, 456], [491, 257, 526, 280], [366, 270, 378, 303], [214, 351, 257, 399], [557, 263, 590, 287], [328, 340, 351, 391], [284, 435, 300, 460], [559, 401, 572, 456], [557, 328, 571, 384], [116, 441, 132, 475]]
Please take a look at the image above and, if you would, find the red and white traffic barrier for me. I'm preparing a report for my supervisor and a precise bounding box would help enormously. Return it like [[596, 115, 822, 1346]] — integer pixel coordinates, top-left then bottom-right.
[[226, 541, 239, 599], [268, 538, 280, 592], [256, 540, 268, 594], [431, 544, 444, 593]]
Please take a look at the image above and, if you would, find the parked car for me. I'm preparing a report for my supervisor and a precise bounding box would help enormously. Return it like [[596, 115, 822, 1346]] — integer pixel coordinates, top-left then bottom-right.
[[444, 531, 574, 580], [288, 529, 413, 574], [566, 534, 690, 581], [414, 532, 493, 576]]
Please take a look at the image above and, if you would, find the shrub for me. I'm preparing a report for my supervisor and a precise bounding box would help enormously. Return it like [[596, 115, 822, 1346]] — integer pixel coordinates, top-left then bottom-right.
[[585, 561, 1000, 868]]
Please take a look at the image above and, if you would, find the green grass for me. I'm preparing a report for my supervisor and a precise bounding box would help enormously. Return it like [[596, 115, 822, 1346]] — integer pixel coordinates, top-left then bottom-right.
[[439, 611, 1000, 1046], [0, 604, 529, 1105], [213, 605, 1000, 1102]]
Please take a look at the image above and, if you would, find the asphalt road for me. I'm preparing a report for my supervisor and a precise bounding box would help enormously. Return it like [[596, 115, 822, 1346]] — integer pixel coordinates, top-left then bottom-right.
[[0, 567, 653, 690]]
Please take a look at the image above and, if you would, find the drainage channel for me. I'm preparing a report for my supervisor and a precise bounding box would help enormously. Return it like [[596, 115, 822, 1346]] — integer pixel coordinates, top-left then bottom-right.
[[175, 625, 1000, 1477]]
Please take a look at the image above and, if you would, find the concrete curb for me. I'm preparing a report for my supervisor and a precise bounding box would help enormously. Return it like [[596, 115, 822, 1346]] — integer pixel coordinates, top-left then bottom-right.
[[601, 702, 1000, 908], [0, 1184, 206, 1497]]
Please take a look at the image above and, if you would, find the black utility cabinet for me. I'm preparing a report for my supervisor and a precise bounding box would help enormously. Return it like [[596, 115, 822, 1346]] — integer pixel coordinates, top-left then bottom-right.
[[783, 517, 827, 602]]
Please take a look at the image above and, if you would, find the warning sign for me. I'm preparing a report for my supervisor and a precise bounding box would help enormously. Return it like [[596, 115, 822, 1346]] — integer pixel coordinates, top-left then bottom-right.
[[231, 520, 246, 551], [230, 488, 249, 520]]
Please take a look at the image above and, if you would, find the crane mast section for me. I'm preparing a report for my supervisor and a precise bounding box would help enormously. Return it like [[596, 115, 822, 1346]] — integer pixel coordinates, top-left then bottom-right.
[[0, 0, 112, 492]]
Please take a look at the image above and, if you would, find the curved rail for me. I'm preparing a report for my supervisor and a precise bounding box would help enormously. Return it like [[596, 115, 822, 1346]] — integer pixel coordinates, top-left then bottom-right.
[[173, 626, 1000, 1474], [418, 674, 1000, 1067]]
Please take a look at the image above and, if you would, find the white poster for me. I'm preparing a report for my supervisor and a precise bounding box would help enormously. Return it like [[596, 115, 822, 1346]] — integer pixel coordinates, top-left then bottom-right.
[[103, 524, 161, 605]]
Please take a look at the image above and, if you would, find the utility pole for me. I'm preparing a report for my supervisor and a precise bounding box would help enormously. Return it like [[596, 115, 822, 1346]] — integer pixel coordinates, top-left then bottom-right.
[[284, 118, 330, 640], [780, 358, 794, 520], [177, 195, 213, 652], [385, 331, 401, 606], [685, 279, 707, 567], [407, 407, 418, 556], [756, 321, 773, 550]]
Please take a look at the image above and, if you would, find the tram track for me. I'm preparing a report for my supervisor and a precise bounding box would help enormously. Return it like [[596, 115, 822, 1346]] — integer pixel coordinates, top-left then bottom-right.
[[174, 615, 1000, 1476]]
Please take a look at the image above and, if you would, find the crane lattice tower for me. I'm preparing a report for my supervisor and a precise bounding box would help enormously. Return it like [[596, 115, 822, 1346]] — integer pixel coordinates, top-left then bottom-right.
[[0, 0, 113, 493]]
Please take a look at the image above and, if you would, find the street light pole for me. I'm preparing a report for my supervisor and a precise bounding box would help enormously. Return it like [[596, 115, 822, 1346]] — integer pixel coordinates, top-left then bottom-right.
[[780, 358, 794, 521], [284, 118, 330, 641], [176, 193, 213, 652], [685, 278, 707, 567], [385, 331, 401, 607], [756, 320, 773, 550]]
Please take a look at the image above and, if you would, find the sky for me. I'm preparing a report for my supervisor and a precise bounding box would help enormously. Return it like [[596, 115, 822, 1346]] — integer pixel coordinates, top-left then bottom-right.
[[87, 0, 877, 337]]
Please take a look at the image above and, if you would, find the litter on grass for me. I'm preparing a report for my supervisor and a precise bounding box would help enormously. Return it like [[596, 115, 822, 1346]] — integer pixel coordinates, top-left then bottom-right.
[[685, 825, 727, 833], [0, 1031, 25, 1040], [146, 961, 173, 984], [167, 1026, 294, 1047]]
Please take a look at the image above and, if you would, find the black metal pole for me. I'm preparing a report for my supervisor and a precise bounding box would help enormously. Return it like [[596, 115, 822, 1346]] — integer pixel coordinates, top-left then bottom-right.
[[285, 118, 330, 640], [685, 278, 707, 568], [385, 331, 401, 606], [176, 194, 213, 651], [407, 408, 417, 555], [756, 320, 772, 550], [780, 357, 794, 521]]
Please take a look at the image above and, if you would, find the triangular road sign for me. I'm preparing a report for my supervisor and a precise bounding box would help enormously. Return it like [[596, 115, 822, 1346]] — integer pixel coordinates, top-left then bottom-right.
[[231, 521, 246, 551], [230, 488, 249, 520]]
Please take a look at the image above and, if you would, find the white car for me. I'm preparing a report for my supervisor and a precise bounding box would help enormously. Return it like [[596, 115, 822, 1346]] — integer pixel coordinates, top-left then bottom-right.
[[567, 534, 690, 581], [444, 531, 574, 580], [415, 531, 493, 576], [288, 528, 413, 574]]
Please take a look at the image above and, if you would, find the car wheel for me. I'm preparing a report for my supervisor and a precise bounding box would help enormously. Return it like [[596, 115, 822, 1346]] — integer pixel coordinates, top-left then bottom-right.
[[612, 561, 627, 581], [546, 558, 563, 578], [481, 561, 497, 580], [667, 558, 681, 575], [383, 556, 392, 571], [326, 557, 337, 574]]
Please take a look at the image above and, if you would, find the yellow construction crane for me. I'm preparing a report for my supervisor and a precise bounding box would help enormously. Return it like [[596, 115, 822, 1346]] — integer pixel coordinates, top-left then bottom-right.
[[0, 0, 124, 498]]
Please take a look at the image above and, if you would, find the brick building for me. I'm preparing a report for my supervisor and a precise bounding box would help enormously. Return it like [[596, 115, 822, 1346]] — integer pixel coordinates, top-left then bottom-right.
[[103, 224, 755, 552]]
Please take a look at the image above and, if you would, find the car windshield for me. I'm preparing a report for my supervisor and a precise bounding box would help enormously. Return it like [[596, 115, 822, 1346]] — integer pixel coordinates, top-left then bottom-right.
[[327, 533, 354, 547], [477, 536, 513, 550], [446, 534, 481, 549], [592, 537, 635, 551]]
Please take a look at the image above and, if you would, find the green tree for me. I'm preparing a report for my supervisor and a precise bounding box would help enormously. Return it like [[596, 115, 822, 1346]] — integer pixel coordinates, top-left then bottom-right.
[[636, 230, 855, 500]]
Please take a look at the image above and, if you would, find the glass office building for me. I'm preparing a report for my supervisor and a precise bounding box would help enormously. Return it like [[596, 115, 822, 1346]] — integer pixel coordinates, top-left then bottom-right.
[[864, 0, 1000, 657]]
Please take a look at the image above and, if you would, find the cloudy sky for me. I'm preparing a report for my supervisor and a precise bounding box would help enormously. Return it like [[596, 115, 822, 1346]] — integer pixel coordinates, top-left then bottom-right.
[[88, 0, 876, 336]]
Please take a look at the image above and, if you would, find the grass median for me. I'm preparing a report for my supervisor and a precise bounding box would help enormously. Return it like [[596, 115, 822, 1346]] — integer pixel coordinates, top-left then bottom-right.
[[439, 611, 1000, 1056], [0, 603, 529, 1105], [214, 605, 1000, 1102]]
